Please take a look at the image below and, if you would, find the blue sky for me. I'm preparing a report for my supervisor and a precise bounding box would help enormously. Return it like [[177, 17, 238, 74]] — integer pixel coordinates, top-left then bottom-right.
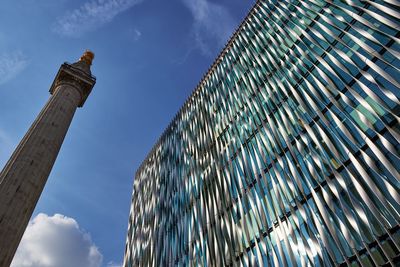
[[0, 0, 254, 266]]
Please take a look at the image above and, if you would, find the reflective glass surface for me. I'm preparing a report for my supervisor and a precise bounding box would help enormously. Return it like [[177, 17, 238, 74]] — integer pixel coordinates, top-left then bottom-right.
[[124, 0, 400, 266]]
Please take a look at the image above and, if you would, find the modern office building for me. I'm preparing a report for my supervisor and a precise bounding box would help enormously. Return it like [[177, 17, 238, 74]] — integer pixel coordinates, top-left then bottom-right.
[[123, 0, 400, 266]]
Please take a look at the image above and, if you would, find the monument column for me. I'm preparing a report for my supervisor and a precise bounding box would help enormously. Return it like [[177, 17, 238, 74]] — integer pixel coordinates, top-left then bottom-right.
[[0, 51, 96, 267]]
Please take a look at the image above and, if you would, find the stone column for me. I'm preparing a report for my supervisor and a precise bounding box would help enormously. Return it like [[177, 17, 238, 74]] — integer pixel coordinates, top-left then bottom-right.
[[0, 51, 96, 267]]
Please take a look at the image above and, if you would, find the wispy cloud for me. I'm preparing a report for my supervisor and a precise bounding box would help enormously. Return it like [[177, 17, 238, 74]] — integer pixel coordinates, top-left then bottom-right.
[[0, 51, 28, 85], [107, 261, 122, 267], [182, 0, 236, 56], [0, 128, 12, 148], [11, 213, 103, 267], [53, 0, 144, 37], [0, 128, 15, 167], [128, 28, 142, 42]]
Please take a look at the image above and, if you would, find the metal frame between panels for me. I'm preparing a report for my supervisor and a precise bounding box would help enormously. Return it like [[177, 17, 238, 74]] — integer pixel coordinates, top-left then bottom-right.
[[124, 0, 400, 266]]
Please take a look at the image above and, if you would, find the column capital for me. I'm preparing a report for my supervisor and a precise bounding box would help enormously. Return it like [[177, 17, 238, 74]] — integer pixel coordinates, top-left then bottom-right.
[[49, 62, 96, 107]]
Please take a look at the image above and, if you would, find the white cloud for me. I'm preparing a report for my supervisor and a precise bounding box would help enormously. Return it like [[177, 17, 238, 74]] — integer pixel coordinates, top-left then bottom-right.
[[182, 0, 236, 56], [0, 128, 14, 167], [106, 261, 122, 267], [0, 51, 28, 85], [11, 213, 103, 267], [129, 28, 142, 42], [0, 128, 12, 148], [53, 0, 144, 37]]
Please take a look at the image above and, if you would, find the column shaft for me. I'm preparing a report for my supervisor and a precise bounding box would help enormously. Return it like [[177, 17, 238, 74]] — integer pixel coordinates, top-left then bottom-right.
[[0, 84, 81, 266]]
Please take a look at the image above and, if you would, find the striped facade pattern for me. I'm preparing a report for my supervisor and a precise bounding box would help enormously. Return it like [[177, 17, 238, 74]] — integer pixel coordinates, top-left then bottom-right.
[[123, 0, 400, 266]]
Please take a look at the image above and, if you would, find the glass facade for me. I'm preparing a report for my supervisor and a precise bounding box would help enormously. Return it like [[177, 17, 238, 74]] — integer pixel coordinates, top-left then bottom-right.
[[123, 0, 400, 266]]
